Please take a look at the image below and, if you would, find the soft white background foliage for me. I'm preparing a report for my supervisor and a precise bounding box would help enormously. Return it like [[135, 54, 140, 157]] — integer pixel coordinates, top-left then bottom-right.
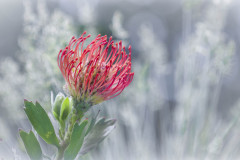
[[0, 0, 240, 159]]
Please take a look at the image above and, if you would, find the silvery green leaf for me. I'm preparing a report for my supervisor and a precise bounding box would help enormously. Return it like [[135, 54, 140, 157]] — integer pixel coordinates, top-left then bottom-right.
[[19, 130, 42, 160], [79, 118, 116, 155], [85, 111, 100, 136], [64, 120, 88, 160], [24, 100, 59, 147]]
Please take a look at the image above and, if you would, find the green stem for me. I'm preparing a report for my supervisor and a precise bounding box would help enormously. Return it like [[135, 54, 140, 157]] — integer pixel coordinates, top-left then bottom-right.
[[55, 110, 84, 160], [55, 143, 67, 160], [59, 121, 65, 140]]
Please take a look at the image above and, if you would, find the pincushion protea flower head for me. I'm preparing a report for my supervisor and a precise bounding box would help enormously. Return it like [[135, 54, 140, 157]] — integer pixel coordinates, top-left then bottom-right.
[[58, 32, 134, 111]]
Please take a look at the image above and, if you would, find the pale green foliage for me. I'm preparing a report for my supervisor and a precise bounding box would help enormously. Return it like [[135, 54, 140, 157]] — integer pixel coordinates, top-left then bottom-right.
[[24, 100, 59, 147], [64, 120, 88, 160], [19, 131, 42, 160]]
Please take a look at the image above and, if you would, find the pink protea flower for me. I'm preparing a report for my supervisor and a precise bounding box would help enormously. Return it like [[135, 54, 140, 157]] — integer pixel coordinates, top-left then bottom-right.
[[58, 32, 134, 111]]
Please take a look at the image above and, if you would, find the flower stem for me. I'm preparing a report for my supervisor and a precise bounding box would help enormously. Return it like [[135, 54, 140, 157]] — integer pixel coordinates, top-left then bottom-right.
[[55, 143, 67, 160], [55, 109, 84, 160]]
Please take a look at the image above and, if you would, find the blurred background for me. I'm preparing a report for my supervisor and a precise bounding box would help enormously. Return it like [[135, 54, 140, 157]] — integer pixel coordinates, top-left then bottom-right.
[[1, 0, 240, 159]]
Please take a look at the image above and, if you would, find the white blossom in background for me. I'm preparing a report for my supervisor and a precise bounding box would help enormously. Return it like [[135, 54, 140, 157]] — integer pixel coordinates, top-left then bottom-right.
[[110, 11, 129, 40], [0, 0, 76, 144], [77, 0, 96, 25], [167, 1, 237, 159], [19, 0, 74, 104], [77, 0, 98, 39], [0, 58, 25, 120]]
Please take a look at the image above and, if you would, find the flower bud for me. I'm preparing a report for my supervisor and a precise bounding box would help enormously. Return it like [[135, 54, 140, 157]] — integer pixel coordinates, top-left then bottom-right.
[[60, 97, 72, 122], [52, 92, 65, 121]]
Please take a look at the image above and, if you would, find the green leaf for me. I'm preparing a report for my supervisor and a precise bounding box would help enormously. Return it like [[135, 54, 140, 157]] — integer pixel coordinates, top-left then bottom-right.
[[64, 120, 88, 160], [52, 92, 65, 121], [24, 100, 59, 147], [19, 130, 42, 160], [60, 97, 72, 122], [79, 118, 116, 155], [85, 111, 100, 136]]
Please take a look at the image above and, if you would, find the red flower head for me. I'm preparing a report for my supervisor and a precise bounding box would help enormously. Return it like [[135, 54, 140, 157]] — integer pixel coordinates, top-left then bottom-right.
[[58, 32, 134, 111]]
